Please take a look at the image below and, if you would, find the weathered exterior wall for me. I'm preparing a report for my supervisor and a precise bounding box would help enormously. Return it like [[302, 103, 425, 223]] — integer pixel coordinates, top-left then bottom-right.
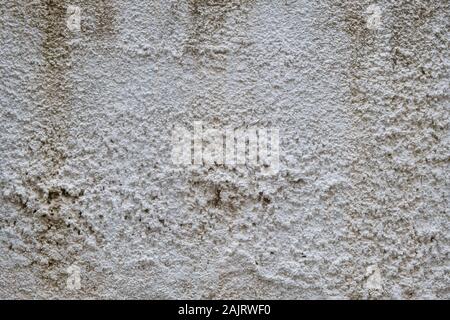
[[0, 0, 448, 299]]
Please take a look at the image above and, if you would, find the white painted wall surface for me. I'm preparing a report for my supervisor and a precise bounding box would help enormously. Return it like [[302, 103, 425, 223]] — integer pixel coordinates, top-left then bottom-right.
[[0, 0, 448, 299]]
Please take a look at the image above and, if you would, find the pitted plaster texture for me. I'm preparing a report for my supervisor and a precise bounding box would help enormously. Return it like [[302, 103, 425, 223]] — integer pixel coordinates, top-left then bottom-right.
[[0, 0, 448, 299]]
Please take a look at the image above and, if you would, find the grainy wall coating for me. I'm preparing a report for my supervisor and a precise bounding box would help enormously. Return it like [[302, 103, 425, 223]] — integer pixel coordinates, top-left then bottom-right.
[[0, 0, 448, 299]]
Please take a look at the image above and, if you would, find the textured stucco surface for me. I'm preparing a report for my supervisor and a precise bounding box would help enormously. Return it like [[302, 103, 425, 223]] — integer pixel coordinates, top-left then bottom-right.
[[0, 0, 449, 299]]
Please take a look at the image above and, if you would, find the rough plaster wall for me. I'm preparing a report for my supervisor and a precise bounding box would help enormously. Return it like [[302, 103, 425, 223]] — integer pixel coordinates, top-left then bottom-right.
[[0, 0, 448, 299]]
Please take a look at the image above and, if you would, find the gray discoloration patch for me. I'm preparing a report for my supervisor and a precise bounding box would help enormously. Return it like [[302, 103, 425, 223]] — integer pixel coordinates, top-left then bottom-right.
[[185, 0, 254, 68], [40, 0, 71, 172], [0, 0, 117, 297]]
